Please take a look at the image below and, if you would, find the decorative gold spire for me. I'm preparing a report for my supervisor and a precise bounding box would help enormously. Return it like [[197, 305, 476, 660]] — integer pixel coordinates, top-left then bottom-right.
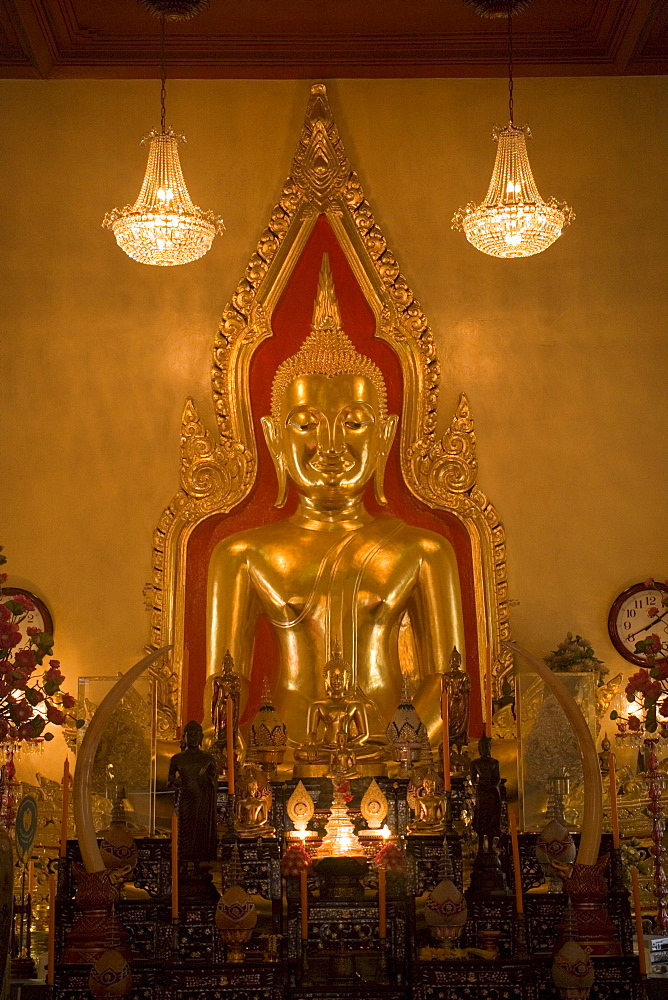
[[311, 254, 343, 333], [270, 254, 387, 419]]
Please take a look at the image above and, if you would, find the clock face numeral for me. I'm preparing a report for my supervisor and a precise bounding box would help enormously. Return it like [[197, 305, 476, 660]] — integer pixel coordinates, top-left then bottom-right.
[[608, 582, 668, 666]]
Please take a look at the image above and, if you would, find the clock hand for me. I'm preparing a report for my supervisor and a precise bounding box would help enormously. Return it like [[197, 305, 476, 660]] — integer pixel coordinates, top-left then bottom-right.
[[627, 607, 668, 641]]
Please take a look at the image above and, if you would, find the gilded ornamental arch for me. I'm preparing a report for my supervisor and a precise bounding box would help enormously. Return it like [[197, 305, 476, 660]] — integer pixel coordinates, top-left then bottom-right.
[[147, 84, 511, 738]]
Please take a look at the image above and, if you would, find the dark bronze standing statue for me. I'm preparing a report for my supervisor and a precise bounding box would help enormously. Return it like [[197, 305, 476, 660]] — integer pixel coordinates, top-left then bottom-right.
[[466, 734, 509, 899], [168, 720, 218, 862], [470, 734, 502, 852]]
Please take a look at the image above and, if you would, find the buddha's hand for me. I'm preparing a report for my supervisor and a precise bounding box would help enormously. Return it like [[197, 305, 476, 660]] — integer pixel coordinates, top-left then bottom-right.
[[295, 741, 321, 763]]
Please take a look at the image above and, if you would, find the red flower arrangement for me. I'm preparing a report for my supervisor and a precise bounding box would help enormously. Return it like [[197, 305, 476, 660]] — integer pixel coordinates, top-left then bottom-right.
[[611, 578, 668, 735], [373, 841, 406, 873], [280, 842, 313, 876], [0, 547, 80, 746]]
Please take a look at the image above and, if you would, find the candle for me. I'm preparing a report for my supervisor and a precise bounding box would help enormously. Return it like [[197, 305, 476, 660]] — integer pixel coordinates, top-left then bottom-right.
[[226, 695, 235, 796], [631, 867, 647, 975], [485, 647, 493, 738], [509, 811, 524, 915], [171, 811, 179, 920], [378, 866, 387, 940], [608, 751, 620, 850], [182, 648, 190, 710], [59, 757, 70, 858], [300, 869, 308, 941], [47, 873, 56, 984], [441, 688, 451, 793], [27, 860, 34, 897]]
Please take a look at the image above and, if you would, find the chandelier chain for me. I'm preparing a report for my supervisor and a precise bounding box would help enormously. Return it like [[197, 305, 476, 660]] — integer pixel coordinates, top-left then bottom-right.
[[160, 15, 167, 133], [507, 2, 514, 124]]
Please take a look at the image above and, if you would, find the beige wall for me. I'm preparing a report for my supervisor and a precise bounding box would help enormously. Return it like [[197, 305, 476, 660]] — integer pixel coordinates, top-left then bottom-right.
[[1, 77, 667, 780]]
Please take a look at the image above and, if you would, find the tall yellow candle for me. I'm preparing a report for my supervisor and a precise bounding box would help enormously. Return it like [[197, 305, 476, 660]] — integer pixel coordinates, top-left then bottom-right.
[[300, 869, 308, 941], [59, 757, 70, 858], [631, 867, 647, 976], [441, 689, 451, 793], [226, 695, 235, 796], [181, 648, 190, 714], [509, 811, 524, 915], [485, 647, 493, 738], [608, 751, 620, 849], [47, 873, 56, 984], [378, 866, 387, 939], [171, 811, 179, 920]]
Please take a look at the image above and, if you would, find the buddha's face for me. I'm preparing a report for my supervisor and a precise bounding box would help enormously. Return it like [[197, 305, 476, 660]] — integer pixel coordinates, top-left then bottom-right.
[[184, 723, 202, 749], [325, 666, 348, 698], [268, 372, 393, 504]]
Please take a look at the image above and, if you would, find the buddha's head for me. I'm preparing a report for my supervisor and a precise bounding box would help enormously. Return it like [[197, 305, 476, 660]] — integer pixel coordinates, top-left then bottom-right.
[[262, 255, 398, 508], [422, 775, 436, 796], [183, 719, 204, 749], [324, 641, 352, 699]]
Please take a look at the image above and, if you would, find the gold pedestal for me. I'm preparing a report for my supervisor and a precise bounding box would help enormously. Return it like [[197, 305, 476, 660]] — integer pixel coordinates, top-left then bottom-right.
[[407, 825, 446, 837], [236, 825, 276, 839], [293, 762, 329, 779], [292, 760, 387, 779]]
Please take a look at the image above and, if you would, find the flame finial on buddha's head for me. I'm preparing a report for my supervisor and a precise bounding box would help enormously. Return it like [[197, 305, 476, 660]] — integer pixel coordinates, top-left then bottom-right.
[[270, 254, 387, 420]]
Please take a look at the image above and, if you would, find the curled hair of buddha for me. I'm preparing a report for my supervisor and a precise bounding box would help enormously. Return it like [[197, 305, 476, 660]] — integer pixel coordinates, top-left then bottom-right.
[[270, 254, 387, 420]]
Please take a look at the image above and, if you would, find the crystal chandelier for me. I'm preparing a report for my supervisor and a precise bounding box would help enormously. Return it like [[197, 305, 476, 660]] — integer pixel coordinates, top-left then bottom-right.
[[103, 9, 223, 266], [453, 1, 573, 258]]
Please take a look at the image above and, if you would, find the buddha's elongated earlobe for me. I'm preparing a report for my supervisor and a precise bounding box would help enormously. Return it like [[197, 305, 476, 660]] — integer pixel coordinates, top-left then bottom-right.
[[374, 414, 398, 505], [261, 415, 289, 507]]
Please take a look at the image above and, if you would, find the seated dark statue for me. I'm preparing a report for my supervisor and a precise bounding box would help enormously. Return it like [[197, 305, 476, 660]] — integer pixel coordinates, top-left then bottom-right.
[[167, 720, 218, 862], [470, 734, 502, 852]]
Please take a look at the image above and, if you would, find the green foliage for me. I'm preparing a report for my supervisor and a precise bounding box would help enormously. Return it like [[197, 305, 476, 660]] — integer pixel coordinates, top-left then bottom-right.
[[545, 632, 607, 681]]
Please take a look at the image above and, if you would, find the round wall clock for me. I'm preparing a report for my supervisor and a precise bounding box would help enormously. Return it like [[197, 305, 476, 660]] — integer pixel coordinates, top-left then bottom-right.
[[608, 581, 668, 666], [1, 588, 53, 644]]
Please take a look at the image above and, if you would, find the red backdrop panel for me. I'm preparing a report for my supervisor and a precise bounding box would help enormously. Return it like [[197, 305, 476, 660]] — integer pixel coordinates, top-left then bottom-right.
[[184, 214, 482, 735]]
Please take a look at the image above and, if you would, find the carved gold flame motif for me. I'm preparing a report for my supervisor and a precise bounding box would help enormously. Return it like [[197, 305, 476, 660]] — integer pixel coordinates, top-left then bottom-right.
[[360, 778, 389, 832], [286, 781, 315, 836]]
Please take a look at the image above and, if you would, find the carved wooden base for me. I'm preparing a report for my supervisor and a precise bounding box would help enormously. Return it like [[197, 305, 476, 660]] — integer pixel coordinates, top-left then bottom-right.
[[53, 832, 639, 1000], [178, 862, 219, 904], [465, 849, 511, 899]]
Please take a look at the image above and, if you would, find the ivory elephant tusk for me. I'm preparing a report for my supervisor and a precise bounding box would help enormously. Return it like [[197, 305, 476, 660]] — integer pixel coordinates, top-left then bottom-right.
[[504, 640, 602, 865], [72, 646, 173, 873]]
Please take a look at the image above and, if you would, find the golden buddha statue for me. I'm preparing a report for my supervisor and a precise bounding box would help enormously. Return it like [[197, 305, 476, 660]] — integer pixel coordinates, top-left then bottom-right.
[[407, 771, 446, 836], [235, 767, 275, 838], [206, 254, 465, 748], [294, 644, 383, 776]]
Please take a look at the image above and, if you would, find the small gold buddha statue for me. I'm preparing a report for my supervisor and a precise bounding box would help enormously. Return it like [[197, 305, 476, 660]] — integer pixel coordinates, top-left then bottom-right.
[[210, 650, 243, 776], [206, 254, 465, 749], [598, 733, 611, 776], [443, 645, 470, 749], [407, 771, 446, 836], [234, 767, 275, 839], [294, 644, 385, 777]]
